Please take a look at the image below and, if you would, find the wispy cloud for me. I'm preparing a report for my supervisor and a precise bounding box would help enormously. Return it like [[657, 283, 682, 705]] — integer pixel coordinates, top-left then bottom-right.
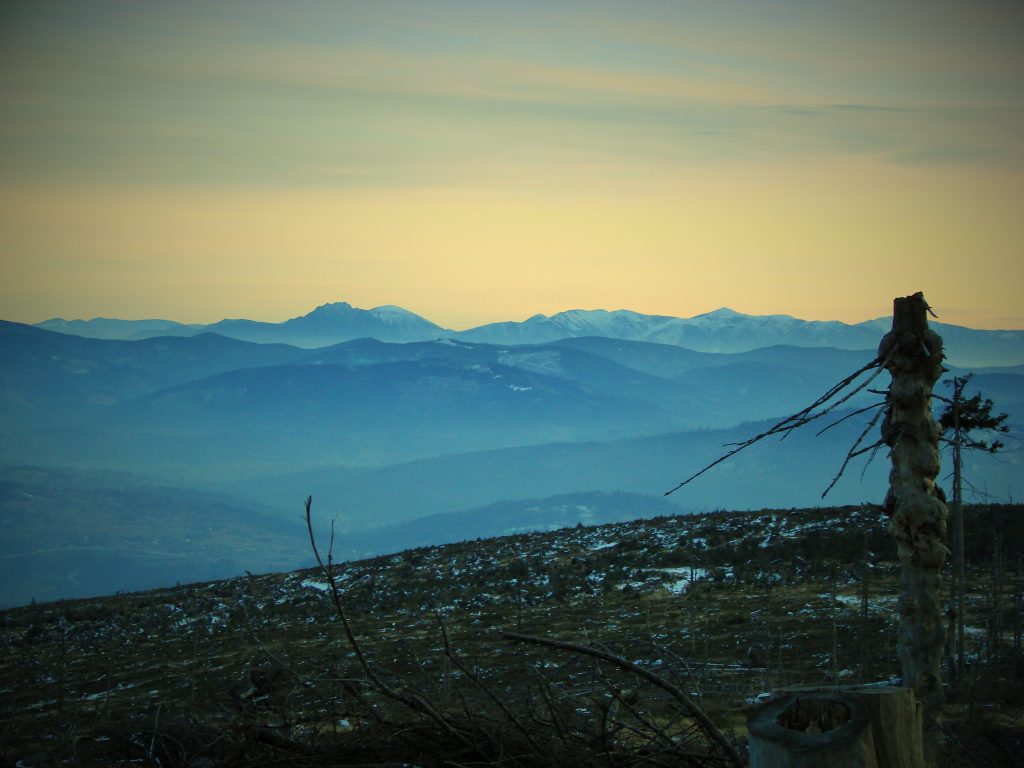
[[2, 1, 1021, 192], [0, 1, 1021, 328]]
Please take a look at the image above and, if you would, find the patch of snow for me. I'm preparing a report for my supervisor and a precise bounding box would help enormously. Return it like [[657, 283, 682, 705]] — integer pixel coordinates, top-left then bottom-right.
[[83, 682, 136, 701], [497, 350, 562, 376], [780, 520, 829, 538], [664, 579, 691, 595], [617, 581, 648, 591], [24, 699, 57, 711]]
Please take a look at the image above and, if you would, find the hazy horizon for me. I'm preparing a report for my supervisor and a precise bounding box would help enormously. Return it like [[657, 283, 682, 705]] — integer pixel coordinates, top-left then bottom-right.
[[15, 297, 1024, 333]]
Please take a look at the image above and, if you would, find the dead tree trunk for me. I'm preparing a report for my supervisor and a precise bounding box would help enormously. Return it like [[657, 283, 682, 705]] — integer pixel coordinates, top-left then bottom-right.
[[951, 375, 966, 683], [878, 292, 948, 715]]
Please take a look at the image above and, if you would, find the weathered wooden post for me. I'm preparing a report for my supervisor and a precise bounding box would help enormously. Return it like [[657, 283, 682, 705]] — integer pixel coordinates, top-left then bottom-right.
[[878, 291, 948, 715]]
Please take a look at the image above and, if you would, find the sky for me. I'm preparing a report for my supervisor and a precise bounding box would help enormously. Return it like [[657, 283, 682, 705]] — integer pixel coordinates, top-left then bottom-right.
[[1, 1, 1022, 330]]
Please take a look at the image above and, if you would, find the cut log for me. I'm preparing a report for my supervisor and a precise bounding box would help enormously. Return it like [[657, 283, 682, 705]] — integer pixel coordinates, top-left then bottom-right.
[[748, 687, 924, 768], [748, 692, 876, 768], [856, 687, 925, 768]]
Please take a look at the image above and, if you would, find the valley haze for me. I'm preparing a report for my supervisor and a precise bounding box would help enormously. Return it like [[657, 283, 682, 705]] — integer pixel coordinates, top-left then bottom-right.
[[2, 300, 1021, 608]]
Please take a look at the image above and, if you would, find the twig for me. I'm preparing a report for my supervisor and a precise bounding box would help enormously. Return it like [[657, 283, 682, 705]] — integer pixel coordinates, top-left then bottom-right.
[[859, 441, 887, 481], [502, 631, 744, 768], [148, 702, 161, 762], [816, 401, 886, 437], [304, 497, 479, 753], [304, 498, 375, 687], [821, 402, 887, 498], [536, 675, 571, 746], [665, 352, 890, 495], [433, 610, 550, 764]]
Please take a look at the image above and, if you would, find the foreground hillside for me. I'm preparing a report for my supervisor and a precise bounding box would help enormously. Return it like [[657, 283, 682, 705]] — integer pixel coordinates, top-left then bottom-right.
[[3, 504, 1021, 767]]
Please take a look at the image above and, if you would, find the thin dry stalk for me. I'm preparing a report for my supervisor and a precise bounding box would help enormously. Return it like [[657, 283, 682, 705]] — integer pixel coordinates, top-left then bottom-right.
[[502, 631, 744, 768]]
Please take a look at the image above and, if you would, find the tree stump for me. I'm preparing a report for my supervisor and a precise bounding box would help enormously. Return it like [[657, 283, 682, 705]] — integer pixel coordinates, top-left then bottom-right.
[[855, 687, 925, 768], [748, 687, 923, 768]]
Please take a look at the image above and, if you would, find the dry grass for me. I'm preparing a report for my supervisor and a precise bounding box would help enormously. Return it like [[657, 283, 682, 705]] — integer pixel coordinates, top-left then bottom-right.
[[2, 504, 1021, 766]]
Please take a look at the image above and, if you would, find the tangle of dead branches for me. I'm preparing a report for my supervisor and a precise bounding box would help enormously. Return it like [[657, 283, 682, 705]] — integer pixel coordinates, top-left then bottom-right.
[[664, 349, 895, 499]]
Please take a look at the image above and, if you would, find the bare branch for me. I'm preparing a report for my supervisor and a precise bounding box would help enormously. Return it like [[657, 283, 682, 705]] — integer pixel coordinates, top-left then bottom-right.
[[433, 609, 550, 764], [502, 631, 744, 768], [816, 401, 886, 437], [304, 497, 374, 683], [305, 497, 479, 751], [859, 441, 887, 481], [821, 403, 888, 498], [666, 353, 890, 496]]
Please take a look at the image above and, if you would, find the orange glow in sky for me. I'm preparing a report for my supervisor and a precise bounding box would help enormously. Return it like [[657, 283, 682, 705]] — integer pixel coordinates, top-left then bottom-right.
[[1, 1, 1022, 329]]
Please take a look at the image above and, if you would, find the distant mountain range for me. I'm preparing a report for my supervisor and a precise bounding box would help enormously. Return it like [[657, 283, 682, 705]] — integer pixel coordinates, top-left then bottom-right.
[[3, 319, 1021, 475], [0, 466, 310, 607], [1, 321, 938, 475], [6, 396, 1020, 606], [37, 302, 444, 348], [35, 317, 203, 340], [0, 466, 684, 606], [216, 405, 1021, 532], [4, 301, 1022, 606], [34, 301, 1024, 367]]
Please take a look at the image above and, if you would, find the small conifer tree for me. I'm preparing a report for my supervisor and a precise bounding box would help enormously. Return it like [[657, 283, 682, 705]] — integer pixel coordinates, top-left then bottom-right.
[[938, 373, 1009, 684]]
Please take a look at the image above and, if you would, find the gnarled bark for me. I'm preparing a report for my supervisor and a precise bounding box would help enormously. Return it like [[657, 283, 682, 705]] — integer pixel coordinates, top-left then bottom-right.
[[878, 292, 948, 714]]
